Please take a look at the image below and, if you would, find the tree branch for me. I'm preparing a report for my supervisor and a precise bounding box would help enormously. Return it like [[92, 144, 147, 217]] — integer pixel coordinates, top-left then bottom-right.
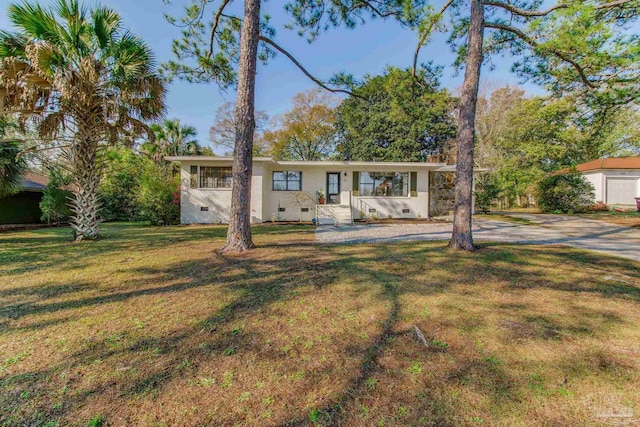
[[412, 0, 455, 77], [258, 36, 363, 98], [484, 1, 570, 17], [484, 21, 596, 89], [208, 0, 232, 59], [594, 0, 636, 10], [353, 0, 395, 19], [485, 0, 635, 17]]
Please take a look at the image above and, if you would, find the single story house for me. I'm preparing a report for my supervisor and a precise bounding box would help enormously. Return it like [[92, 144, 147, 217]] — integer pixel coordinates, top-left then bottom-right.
[[166, 156, 481, 225], [578, 157, 640, 206], [0, 172, 48, 224]]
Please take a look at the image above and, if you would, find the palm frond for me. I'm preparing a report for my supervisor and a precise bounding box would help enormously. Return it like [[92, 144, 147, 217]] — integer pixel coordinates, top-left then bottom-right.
[[108, 31, 155, 81], [8, 2, 63, 45], [0, 30, 27, 58], [92, 6, 122, 49], [36, 111, 66, 138]]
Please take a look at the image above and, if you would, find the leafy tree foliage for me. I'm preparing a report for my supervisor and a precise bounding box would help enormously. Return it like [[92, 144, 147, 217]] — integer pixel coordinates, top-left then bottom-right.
[[537, 172, 595, 214], [0, 0, 166, 240], [264, 88, 338, 160], [98, 148, 143, 221], [0, 118, 25, 197], [335, 67, 456, 162], [475, 85, 640, 207], [40, 168, 73, 223], [136, 160, 180, 226], [474, 174, 500, 214]]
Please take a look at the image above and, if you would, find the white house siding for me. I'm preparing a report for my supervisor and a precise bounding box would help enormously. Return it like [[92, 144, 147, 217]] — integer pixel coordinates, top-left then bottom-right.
[[263, 165, 431, 222], [582, 171, 603, 202], [179, 160, 266, 224], [350, 169, 430, 220], [169, 157, 481, 224], [264, 165, 323, 222]]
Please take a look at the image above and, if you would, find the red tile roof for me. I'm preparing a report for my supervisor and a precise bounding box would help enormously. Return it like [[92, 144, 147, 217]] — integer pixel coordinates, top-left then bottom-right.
[[576, 156, 640, 172]]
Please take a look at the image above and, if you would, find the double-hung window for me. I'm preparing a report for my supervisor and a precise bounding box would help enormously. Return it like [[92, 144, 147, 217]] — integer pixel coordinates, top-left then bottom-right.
[[358, 172, 410, 197], [272, 171, 302, 191]]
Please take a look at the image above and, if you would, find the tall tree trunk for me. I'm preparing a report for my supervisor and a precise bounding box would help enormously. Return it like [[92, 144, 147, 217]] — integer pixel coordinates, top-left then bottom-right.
[[222, 0, 261, 252], [70, 136, 102, 241], [449, 0, 484, 251]]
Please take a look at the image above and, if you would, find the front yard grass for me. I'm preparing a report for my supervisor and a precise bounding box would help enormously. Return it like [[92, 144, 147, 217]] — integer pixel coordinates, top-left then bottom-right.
[[1, 223, 639, 426], [473, 213, 537, 226], [577, 210, 640, 227]]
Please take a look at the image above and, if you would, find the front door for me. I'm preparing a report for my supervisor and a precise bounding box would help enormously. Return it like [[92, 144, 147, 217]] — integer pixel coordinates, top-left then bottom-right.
[[326, 172, 341, 204]]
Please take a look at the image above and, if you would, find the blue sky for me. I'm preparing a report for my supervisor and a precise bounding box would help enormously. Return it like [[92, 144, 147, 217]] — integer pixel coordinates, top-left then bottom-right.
[[0, 0, 544, 151]]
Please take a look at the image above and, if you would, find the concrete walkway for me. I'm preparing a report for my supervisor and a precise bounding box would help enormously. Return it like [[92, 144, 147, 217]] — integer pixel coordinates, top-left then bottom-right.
[[315, 214, 640, 262]]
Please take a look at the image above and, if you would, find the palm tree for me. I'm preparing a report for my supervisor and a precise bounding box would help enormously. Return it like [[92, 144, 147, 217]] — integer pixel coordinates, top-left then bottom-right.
[[0, 0, 166, 240], [143, 119, 202, 164]]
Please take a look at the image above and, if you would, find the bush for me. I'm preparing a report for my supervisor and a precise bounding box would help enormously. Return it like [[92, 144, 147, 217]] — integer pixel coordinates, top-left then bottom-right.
[[40, 168, 73, 223], [537, 172, 595, 214], [0, 140, 27, 198], [98, 148, 143, 221], [474, 174, 501, 214], [136, 162, 180, 225]]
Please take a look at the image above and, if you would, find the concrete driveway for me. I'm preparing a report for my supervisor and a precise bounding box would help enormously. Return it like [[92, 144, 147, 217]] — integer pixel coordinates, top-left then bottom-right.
[[315, 214, 640, 262]]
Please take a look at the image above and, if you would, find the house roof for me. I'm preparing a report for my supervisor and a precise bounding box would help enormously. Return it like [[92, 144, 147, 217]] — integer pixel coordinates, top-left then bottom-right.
[[164, 156, 492, 172], [21, 172, 49, 192], [576, 156, 640, 172]]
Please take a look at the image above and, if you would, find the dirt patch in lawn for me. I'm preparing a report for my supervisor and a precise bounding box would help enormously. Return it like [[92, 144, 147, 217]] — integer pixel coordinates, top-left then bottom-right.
[[1, 223, 639, 426]]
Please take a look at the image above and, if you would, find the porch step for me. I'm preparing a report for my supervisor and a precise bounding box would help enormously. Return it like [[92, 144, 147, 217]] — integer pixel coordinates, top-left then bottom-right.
[[316, 205, 353, 225]]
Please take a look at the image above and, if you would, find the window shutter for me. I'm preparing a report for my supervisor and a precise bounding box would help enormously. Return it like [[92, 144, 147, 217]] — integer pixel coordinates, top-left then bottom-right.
[[410, 172, 418, 196], [190, 166, 198, 188], [351, 172, 360, 196]]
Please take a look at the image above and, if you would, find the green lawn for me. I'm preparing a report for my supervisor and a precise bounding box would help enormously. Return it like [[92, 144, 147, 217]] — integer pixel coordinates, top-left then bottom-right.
[[1, 223, 639, 426]]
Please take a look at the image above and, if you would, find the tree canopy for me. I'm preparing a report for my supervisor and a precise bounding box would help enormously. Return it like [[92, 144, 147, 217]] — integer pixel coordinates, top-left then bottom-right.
[[264, 88, 338, 161], [335, 66, 457, 162], [209, 101, 269, 156], [475, 85, 640, 207]]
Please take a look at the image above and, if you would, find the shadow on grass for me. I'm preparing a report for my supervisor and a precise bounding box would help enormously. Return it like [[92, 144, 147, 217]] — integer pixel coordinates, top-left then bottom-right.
[[1, 227, 639, 426], [0, 223, 315, 276]]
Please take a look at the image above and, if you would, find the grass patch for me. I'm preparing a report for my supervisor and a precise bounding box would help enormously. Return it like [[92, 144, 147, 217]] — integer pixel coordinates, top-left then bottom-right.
[[577, 210, 640, 227], [1, 223, 639, 426], [474, 214, 537, 226]]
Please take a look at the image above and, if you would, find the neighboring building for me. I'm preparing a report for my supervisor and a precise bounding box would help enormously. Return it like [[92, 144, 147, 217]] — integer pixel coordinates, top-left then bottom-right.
[[167, 156, 481, 225], [0, 172, 48, 224], [578, 157, 640, 206]]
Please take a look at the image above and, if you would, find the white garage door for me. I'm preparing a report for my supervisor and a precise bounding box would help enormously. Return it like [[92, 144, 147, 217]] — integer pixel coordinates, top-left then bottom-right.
[[606, 178, 638, 205]]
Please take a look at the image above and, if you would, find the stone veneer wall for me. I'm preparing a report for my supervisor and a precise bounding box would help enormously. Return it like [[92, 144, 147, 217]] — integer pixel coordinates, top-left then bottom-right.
[[429, 171, 456, 217]]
